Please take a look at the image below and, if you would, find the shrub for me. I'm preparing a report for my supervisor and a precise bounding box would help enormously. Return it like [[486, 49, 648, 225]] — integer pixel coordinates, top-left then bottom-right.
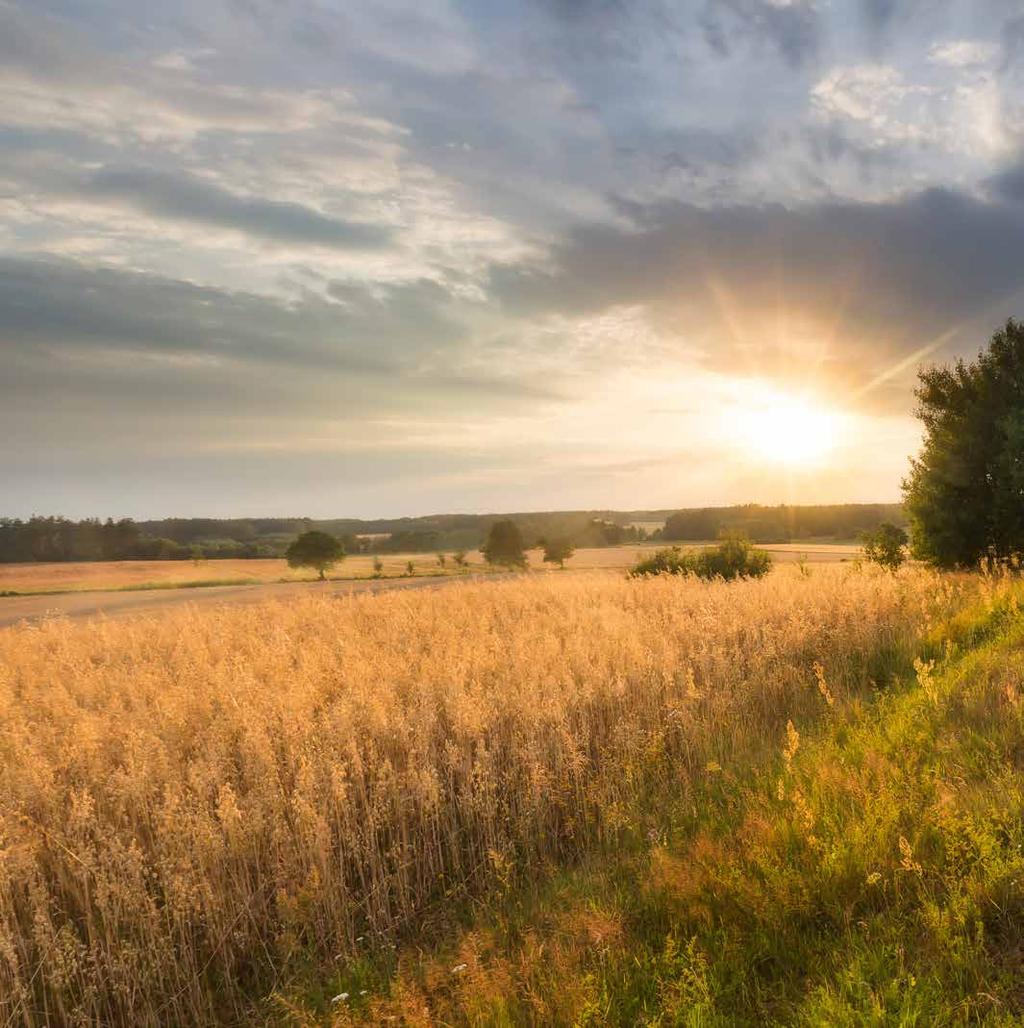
[[862, 522, 908, 573], [629, 546, 690, 577], [542, 537, 575, 568], [630, 535, 772, 581]]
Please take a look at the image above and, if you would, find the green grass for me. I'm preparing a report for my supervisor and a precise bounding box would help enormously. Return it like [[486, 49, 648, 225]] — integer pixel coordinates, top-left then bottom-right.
[[270, 583, 1024, 1025]]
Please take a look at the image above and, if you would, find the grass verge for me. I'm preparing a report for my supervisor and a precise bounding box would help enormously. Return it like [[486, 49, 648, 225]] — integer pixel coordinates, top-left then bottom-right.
[[279, 583, 1024, 1026]]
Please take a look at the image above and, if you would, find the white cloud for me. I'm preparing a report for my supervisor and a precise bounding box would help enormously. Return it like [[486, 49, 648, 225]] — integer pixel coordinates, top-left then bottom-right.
[[928, 40, 999, 68], [811, 61, 1015, 162]]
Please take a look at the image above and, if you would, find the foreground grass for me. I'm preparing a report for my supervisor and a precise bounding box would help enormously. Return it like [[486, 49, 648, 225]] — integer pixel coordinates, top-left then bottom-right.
[[0, 567, 1003, 1025], [288, 581, 1024, 1026]]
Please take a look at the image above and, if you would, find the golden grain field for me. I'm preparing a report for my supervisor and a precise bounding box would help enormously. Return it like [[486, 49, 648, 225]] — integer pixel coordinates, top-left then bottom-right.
[[0, 566, 964, 1026]]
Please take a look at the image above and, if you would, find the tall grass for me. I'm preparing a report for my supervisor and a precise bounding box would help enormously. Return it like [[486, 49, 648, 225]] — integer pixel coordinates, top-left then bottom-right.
[[0, 567, 979, 1025]]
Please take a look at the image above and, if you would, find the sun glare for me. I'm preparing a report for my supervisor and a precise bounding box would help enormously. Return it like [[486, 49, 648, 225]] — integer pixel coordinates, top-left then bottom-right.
[[731, 392, 845, 467]]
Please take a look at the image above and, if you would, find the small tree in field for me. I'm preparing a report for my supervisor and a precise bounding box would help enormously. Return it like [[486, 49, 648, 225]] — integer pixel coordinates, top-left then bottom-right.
[[372, 556, 384, 578], [453, 550, 468, 567], [862, 522, 908, 573], [406, 560, 415, 576], [285, 530, 344, 580], [482, 520, 527, 567], [437, 553, 447, 569], [543, 537, 575, 568]]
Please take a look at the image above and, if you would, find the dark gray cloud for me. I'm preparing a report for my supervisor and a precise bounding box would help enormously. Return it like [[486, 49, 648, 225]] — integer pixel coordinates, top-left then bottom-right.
[[988, 157, 1024, 205], [492, 185, 1024, 399], [699, 0, 820, 68], [82, 166, 393, 250], [0, 257, 459, 372], [861, 0, 901, 32]]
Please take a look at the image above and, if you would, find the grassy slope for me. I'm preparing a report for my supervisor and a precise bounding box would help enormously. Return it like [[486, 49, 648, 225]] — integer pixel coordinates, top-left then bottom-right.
[[279, 586, 1024, 1026]]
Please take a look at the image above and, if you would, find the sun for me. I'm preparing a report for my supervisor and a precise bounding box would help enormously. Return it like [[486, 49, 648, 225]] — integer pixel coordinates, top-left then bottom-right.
[[730, 392, 845, 467]]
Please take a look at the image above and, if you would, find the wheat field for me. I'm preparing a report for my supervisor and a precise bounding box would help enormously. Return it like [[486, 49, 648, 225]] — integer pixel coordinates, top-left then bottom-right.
[[0, 566, 976, 1025]]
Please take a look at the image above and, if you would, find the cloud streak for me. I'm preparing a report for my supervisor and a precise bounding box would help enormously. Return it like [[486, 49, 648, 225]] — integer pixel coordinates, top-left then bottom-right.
[[82, 166, 393, 250]]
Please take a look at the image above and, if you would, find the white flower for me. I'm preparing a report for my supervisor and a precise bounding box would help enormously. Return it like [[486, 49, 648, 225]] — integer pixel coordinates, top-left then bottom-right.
[[451, 963, 468, 974], [331, 992, 349, 1003]]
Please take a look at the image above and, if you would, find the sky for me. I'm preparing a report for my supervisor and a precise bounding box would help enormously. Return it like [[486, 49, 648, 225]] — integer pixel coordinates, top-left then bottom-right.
[[2, 0, 1024, 519]]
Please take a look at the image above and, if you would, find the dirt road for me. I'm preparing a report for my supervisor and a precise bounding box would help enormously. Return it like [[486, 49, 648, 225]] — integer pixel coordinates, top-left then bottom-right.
[[0, 574, 501, 629]]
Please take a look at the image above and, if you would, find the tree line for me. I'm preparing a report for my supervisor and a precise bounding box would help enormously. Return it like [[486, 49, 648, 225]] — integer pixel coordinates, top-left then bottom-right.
[[660, 503, 905, 543], [0, 517, 284, 563]]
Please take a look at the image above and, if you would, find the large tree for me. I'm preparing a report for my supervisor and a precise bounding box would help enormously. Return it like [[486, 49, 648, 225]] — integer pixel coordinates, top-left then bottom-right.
[[285, 530, 345, 580], [903, 319, 1024, 568]]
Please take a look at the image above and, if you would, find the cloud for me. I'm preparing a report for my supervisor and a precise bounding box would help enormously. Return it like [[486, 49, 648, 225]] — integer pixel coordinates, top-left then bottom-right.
[[928, 39, 999, 68], [491, 185, 1024, 405], [0, 256, 462, 372], [80, 166, 393, 251], [987, 156, 1024, 205], [699, 0, 820, 68], [810, 60, 1013, 161]]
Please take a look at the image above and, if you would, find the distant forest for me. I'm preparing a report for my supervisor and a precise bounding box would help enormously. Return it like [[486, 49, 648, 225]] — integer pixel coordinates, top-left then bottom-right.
[[0, 504, 904, 563]]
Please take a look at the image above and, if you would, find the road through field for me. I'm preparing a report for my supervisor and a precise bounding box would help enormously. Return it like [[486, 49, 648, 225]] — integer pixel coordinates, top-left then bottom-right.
[[0, 573, 505, 629]]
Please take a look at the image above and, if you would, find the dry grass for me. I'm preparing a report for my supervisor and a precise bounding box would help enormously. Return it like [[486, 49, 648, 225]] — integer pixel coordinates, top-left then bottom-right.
[[0, 555, 469, 594], [0, 565, 970, 1025], [0, 543, 859, 595]]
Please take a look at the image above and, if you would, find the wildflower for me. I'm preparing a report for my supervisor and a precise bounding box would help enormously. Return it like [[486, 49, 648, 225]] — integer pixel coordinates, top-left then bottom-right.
[[898, 836, 922, 873], [783, 720, 799, 771], [866, 872, 882, 886], [451, 963, 468, 974], [705, 760, 722, 774], [914, 657, 938, 703], [331, 992, 349, 1004], [812, 661, 834, 707], [685, 667, 701, 700]]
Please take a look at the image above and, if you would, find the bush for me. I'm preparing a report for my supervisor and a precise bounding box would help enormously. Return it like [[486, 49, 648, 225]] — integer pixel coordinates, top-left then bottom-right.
[[542, 537, 575, 568], [629, 546, 690, 577], [862, 522, 908, 573], [630, 535, 772, 581]]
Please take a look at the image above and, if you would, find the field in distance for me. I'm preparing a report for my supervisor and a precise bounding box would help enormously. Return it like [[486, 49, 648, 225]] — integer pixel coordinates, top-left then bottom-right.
[[0, 542, 860, 595]]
